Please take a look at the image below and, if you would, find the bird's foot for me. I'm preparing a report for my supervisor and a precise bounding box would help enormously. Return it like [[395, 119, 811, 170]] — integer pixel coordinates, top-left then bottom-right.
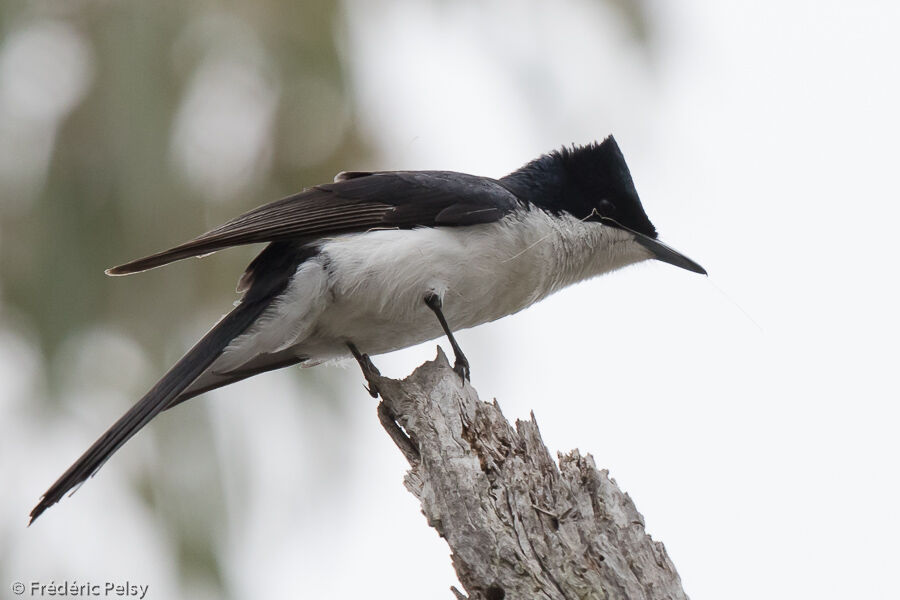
[[347, 342, 382, 398], [453, 354, 470, 382]]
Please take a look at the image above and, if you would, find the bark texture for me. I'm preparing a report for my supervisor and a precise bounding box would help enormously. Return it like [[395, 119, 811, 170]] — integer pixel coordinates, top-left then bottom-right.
[[367, 349, 688, 600]]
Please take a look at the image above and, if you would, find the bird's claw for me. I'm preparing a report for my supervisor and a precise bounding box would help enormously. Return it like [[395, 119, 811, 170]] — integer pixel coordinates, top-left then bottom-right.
[[359, 354, 381, 397], [453, 356, 470, 382], [348, 342, 382, 397]]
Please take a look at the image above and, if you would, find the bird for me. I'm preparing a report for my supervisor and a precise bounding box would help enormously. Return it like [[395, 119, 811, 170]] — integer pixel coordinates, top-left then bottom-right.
[[30, 135, 705, 523]]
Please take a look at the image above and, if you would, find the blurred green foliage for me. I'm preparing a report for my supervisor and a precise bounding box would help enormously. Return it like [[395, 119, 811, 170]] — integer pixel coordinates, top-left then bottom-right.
[[0, 0, 369, 372]]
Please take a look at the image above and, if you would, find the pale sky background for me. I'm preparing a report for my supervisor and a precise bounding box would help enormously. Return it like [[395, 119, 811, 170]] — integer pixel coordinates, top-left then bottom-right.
[[2, 1, 899, 599]]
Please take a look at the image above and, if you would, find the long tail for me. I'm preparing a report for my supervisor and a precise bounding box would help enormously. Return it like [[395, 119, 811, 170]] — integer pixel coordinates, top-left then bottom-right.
[[29, 298, 272, 524]]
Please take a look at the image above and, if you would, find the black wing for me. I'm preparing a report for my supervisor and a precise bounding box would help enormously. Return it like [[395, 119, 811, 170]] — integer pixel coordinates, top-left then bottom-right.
[[108, 171, 519, 275]]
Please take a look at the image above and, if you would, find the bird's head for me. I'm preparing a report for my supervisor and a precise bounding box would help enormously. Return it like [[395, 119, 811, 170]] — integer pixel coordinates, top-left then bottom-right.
[[501, 136, 706, 275]]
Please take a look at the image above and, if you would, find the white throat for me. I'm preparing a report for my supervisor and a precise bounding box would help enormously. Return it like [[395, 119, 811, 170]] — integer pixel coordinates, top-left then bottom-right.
[[532, 210, 654, 297]]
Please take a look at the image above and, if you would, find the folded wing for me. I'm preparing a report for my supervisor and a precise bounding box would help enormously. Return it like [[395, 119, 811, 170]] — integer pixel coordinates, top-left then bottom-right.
[[107, 171, 520, 275]]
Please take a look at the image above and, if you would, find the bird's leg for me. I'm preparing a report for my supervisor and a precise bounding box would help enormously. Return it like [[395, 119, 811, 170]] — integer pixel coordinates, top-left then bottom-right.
[[423, 292, 470, 381], [347, 341, 381, 398]]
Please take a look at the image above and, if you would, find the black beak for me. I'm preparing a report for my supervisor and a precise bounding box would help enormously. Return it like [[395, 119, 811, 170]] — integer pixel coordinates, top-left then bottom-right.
[[632, 231, 707, 275]]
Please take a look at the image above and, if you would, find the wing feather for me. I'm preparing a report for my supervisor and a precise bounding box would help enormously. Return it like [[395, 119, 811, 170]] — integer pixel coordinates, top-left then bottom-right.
[[107, 171, 520, 276]]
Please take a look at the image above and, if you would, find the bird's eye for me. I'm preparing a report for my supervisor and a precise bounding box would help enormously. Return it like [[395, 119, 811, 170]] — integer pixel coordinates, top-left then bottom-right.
[[597, 199, 616, 215]]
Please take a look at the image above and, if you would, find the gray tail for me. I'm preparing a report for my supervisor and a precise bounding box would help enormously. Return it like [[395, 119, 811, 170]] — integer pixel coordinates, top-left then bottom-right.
[[29, 298, 271, 524]]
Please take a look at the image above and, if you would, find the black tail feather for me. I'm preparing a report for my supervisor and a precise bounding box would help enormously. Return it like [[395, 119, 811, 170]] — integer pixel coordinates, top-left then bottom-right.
[[163, 350, 305, 412], [29, 298, 271, 524]]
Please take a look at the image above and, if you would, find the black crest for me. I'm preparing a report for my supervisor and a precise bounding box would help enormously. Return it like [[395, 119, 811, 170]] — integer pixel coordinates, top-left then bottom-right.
[[499, 136, 658, 239]]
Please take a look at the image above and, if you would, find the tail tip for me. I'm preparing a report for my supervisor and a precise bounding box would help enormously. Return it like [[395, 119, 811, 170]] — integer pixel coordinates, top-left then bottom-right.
[[28, 499, 50, 526]]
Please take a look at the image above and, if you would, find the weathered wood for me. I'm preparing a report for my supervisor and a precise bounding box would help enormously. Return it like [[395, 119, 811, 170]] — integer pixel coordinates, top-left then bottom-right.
[[365, 348, 689, 600]]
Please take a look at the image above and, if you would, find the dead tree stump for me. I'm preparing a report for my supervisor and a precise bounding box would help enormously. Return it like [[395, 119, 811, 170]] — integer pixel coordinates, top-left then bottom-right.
[[365, 348, 689, 600]]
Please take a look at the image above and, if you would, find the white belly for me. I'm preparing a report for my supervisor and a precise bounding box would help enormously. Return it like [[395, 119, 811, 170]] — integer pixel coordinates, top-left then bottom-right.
[[308, 215, 554, 356], [217, 208, 646, 368]]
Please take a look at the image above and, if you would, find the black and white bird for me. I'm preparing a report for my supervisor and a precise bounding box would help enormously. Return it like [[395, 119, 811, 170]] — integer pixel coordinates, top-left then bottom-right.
[[30, 135, 705, 523]]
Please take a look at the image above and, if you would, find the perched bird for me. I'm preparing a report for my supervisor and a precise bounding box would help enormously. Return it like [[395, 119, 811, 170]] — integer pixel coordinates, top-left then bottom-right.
[[30, 135, 705, 523]]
